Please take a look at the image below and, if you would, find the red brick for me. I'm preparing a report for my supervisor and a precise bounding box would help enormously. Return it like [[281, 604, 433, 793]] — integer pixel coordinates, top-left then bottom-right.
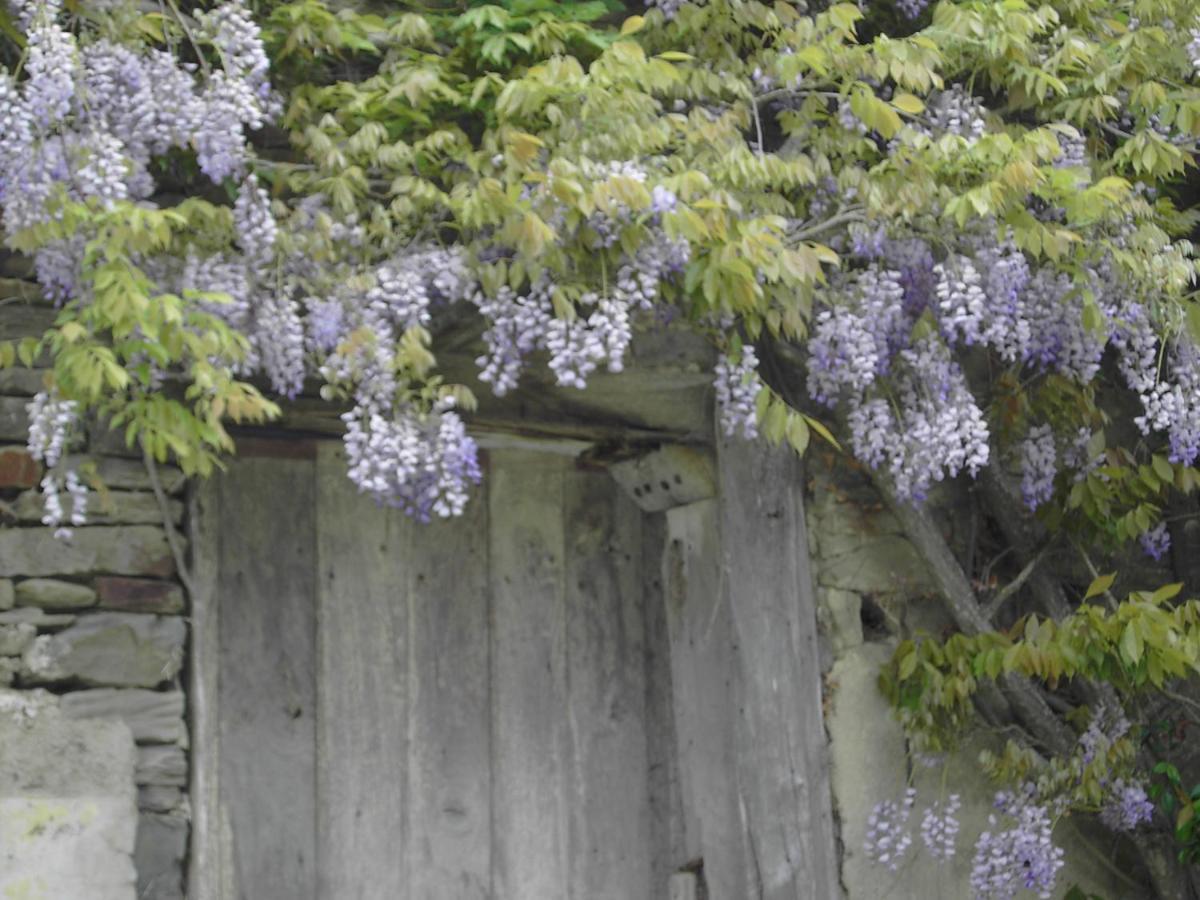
[[0, 447, 41, 489], [94, 576, 185, 614]]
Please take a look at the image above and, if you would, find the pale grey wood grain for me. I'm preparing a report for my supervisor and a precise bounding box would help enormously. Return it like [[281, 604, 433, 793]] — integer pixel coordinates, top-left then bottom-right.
[[406, 482, 492, 899], [562, 469, 652, 899], [717, 435, 839, 900], [315, 442, 408, 900], [488, 449, 570, 900], [188, 479, 222, 900], [662, 499, 751, 899], [216, 455, 317, 900], [641, 511, 688, 895]]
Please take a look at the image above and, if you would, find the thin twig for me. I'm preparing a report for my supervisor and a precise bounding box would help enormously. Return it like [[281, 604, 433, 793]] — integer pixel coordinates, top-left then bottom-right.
[[751, 96, 766, 160], [1072, 538, 1119, 612], [143, 446, 195, 598], [1162, 688, 1200, 722], [982, 548, 1046, 622], [788, 206, 865, 243]]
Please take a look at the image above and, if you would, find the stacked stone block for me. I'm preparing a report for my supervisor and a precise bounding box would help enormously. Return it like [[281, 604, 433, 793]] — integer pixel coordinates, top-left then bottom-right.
[[0, 281, 189, 900]]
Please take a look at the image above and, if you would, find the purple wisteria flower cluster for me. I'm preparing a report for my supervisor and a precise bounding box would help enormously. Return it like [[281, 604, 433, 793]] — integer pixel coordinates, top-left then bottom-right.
[[863, 771, 1157, 896], [1079, 703, 1130, 766], [920, 793, 962, 861], [25, 390, 86, 537], [970, 787, 1064, 900], [864, 787, 917, 871], [0, 0, 276, 249], [1099, 780, 1155, 832], [811, 217, 1200, 515], [715, 347, 762, 440], [341, 398, 482, 522], [314, 243, 484, 519], [472, 217, 689, 398], [810, 259, 991, 502], [1019, 425, 1058, 511], [0, 0, 282, 526]]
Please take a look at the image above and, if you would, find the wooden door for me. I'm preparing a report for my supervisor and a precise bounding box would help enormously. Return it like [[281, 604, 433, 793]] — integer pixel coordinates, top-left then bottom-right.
[[207, 440, 654, 900]]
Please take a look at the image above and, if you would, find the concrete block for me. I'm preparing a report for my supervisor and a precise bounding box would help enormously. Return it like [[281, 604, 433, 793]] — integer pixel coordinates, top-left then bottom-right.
[[609, 445, 716, 512], [0, 694, 137, 900]]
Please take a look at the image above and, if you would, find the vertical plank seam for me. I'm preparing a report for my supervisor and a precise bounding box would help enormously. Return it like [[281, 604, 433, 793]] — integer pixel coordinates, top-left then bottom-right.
[[312, 458, 321, 900], [485, 455, 498, 900], [558, 461, 572, 900]]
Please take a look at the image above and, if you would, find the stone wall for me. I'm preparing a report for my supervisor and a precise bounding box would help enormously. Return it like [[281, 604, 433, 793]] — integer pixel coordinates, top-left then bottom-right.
[[807, 452, 1141, 899], [0, 284, 189, 900]]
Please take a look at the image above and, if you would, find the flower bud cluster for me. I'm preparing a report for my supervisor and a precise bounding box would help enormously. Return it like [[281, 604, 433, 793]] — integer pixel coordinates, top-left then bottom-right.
[[714, 347, 761, 440], [1019, 424, 1057, 511], [342, 399, 481, 522], [26, 390, 87, 536], [864, 788, 917, 871], [969, 787, 1064, 900]]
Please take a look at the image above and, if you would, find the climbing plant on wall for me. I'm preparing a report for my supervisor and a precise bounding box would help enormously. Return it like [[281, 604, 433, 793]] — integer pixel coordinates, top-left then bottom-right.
[[6, 0, 1200, 894]]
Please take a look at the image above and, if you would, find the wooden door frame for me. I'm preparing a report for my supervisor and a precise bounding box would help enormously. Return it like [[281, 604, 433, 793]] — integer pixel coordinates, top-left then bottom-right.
[[186, 430, 841, 900]]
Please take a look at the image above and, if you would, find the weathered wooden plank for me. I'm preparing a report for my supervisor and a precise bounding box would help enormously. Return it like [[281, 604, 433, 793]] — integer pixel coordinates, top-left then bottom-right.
[[717, 435, 839, 900], [405, 483, 491, 899], [216, 455, 317, 900], [642, 511, 687, 895], [488, 449, 570, 900], [315, 443, 408, 900], [662, 500, 750, 899], [562, 469, 652, 899]]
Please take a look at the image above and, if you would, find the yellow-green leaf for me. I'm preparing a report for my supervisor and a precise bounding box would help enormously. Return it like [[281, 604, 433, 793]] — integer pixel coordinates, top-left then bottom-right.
[[1084, 572, 1116, 600]]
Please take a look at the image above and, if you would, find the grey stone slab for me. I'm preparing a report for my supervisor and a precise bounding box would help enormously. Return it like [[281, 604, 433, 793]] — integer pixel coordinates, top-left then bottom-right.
[[61, 456, 186, 495], [137, 786, 183, 814], [0, 367, 49, 396], [135, 745, 187, 787], [0, 606, 77, 628], [23, 612, 185, 688], [0, 396, 29, 441], [134, 812, 187, 900], [13, 489, 184, 525], [0, 579, 13, 610], [15, 577, 98, 609], [0, 525, 176, 578], [0, 623, 34, 656], [61, 689, 186, 744], [95, 576, 185, 615], [815, 533, 933, 595]]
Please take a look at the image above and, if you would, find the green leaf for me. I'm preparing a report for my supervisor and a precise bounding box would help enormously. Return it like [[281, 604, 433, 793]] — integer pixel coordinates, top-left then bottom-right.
[[1084, 572, 1116, 600], [620, 15, 645, 35], [803, 414, 842, 451], [786, 413, 810, 455], [1119, 622, 1143, 666], [1153, 455, 1174, 482], [891, 93, 925, 115]]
